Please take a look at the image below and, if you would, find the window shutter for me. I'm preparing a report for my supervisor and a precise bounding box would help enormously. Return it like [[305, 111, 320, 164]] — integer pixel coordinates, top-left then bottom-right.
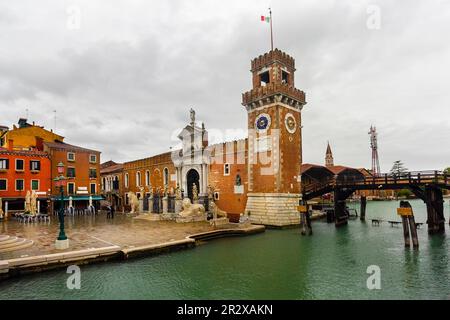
[[5, 159, 9, 169]]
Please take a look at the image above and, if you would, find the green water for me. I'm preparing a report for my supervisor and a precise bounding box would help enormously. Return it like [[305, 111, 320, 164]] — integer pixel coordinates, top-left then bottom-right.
[[1, 199, 450, 300]]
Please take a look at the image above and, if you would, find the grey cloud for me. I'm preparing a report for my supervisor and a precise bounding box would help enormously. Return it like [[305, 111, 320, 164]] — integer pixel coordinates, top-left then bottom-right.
[[0, 0, 449, 171]]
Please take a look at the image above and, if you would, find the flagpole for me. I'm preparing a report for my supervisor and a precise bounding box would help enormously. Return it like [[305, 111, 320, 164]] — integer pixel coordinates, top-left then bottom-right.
[[269, 8, 273, 51]]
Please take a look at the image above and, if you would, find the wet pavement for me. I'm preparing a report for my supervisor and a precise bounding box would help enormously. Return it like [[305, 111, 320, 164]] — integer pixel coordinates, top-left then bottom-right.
[[0, 213, 217, 260]]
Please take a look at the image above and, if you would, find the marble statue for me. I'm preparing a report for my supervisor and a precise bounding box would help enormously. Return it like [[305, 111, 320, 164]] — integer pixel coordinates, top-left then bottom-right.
[[0, 197, 3, 218], [30, 190, 38, 215], [207, 185, 214, 201], [235, 174, 242, 186], [190, 108, 195, 124], [209, 201, 227, 219], [176, 185, 182, 200], [128, 191, 139, 214], [25, 190, 31, 213], [178, 198, 205, 218], [192, 183, 198, 201]]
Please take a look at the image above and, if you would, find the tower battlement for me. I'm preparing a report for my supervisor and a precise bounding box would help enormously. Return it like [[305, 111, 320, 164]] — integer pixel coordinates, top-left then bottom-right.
[[251, 49, 295, 72]]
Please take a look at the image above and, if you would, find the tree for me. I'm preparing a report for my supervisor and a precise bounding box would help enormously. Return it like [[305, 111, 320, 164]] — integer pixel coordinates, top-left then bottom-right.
[[444, 167, 450, 175], [389, 160, 408, 177]]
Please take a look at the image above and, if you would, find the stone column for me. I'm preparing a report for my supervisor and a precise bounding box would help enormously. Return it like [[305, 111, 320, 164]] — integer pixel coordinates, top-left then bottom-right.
[[139, 198, 144, 213], [37, 200, 40, 214], [162, 196, 168, 213], [5, 201, 8, 219]]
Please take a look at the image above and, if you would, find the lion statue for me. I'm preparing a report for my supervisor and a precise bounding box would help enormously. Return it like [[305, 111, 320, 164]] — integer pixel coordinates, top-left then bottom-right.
[[128, 192, 140, 214], [179, 198, 205, 218], [209, 202, 227, 219]]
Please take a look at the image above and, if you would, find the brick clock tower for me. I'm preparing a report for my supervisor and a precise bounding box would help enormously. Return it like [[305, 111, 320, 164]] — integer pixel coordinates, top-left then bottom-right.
[[242, 49, 306, 226]]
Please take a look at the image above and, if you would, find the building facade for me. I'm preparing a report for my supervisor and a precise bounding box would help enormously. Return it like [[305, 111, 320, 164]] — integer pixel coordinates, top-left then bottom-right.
[[44, 142, 102, 209], [114, 49, 308, 226], [100, 161, 124, 211], [0, 145, 51, 214]]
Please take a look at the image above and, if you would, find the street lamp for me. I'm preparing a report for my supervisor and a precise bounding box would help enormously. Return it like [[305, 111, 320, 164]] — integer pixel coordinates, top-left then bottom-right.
[[54, 161, 69, 249]]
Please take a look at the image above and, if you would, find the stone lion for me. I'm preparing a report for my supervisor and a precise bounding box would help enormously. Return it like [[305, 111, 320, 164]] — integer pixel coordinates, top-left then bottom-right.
[[179, 198, 205, 218], [209, 202, 227, 218], [129, 192, 140, 214]]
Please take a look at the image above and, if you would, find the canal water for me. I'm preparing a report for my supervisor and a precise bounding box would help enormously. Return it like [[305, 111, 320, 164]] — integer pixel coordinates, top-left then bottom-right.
[[0, 199, 449, 300]]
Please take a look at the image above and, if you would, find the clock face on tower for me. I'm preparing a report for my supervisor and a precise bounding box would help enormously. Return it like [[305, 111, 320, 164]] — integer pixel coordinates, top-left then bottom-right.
[[285, 113, 297, 134], [255, 113, 271, 133]]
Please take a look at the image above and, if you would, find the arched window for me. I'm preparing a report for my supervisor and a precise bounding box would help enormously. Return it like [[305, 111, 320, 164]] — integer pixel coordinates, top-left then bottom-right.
[[146, 170, 150, 186], [136, 171, 141, 187], [163, 168, 169, 186], [125, 173, 129, 188]]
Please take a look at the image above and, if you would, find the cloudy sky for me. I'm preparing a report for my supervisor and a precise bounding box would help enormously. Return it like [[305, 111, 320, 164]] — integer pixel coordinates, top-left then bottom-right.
[[0, 0, 449, 171]]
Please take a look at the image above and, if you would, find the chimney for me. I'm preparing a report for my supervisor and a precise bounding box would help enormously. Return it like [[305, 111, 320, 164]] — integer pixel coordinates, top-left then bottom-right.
[[35, 136, 44, 151], [8, 139, 13, 151]]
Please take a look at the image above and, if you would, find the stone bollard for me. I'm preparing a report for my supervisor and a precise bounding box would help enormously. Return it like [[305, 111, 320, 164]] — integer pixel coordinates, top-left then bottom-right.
[[162, 197, 168, 213]]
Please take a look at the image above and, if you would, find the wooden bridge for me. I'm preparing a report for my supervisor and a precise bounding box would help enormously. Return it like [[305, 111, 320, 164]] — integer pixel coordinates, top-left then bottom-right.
[[301, 167, 450, 234]]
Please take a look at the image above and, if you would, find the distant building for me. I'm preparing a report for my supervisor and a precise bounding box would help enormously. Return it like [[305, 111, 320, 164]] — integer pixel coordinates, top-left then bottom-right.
[[44, 141, 101, 210], [0, 119, 102, 213], [100, 161, 124, 211], [0, 118, 64, 151], [325, 142, 334, 167]]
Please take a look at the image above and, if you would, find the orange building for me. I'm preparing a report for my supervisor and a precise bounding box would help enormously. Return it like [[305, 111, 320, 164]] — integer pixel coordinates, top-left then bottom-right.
[[122, 152, 176, 210], [0, 144, 51, 214], [44, 142, 101, 210]]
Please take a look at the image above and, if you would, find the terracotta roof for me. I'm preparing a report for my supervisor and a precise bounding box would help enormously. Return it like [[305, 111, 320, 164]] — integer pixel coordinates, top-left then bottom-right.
[[0, 148, 49, 157], [301, 163, 331, 173], [101, 163, 123, 175], [44, 141, 100, 154], [327, 165, 364, 176]]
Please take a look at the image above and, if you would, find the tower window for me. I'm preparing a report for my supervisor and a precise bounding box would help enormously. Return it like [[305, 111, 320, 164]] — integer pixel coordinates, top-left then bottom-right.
[[224, 163, 230, 176], [282, 70, 289, 84], [260, 71, 270, 86]]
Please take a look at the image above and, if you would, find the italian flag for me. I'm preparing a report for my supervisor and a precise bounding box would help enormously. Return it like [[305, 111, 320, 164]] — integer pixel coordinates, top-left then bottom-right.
[[261, 16, 270, 23]]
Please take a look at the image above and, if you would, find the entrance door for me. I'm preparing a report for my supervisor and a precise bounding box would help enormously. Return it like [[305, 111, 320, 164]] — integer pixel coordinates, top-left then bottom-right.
[[186, 169, 200, 202]]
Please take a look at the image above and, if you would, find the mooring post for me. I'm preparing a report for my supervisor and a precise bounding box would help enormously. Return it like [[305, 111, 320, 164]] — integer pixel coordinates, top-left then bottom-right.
[[360, 195, 367, 221], [305, 204, 313, 235], [408, 215, 419, 248], [401, 216, 411, 247], [425, 186, 445, 234]]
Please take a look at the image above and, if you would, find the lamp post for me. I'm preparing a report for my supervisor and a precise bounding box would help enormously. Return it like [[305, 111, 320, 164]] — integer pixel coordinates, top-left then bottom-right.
[[54, 161, 69, 249]]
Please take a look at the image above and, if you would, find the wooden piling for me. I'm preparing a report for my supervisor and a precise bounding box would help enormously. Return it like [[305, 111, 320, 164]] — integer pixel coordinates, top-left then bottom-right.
[[305, 205, 313, 235], [408, 215, 419, 248], [360, 196, 367, 221], [401, 216, 411, 247]]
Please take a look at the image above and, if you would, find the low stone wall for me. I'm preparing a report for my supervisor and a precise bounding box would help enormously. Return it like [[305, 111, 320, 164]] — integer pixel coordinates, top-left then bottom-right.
[[245, 193, 301, 227]]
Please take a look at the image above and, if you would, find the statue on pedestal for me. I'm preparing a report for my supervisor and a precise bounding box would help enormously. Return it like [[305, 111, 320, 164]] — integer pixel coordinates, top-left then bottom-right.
[[0, 197, 4, 218], [207, 185, 214, 201], [128, 191, 139, 214], [25, 190, 31, 213], [178, 198, 205, 218], [192, 183, 198, 202], [175, 184, 182, 200], [30, 190, 38, 215]]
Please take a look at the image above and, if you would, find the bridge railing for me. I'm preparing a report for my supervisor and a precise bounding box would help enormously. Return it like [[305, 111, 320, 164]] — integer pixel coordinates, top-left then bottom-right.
[[302, 170, 448, 193]]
